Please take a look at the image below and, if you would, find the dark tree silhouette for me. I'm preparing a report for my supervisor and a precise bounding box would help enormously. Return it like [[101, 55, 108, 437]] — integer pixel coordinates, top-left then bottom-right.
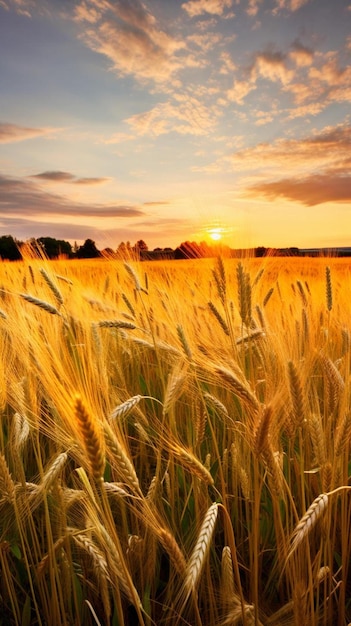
[[0, 235, 23, 260], [134, 239, 148, 251], [37, 237, 72, 259], [76, 238, 101, 258]]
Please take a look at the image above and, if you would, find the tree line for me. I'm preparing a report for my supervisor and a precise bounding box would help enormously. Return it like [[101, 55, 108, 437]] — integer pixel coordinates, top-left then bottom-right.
[[0, 234, 349, 261], [0, 234, 233, 261]]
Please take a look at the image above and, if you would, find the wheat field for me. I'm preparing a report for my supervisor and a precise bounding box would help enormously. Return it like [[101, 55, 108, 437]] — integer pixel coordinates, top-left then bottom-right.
[[0, 253, 350, 626]]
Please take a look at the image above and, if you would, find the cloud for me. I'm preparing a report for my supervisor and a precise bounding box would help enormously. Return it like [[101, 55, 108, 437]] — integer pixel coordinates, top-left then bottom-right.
[[74, 177, 109, 185], [0, 174, 144, 218], [249, 173, 351, 206], [273, 0, 311, 12], [29, 171, 109, 185], [283, 51, 351, 111], [77, 0, 186, 84], [227, 79, 256, 104], [289, 39, 314, 67], [30, 171, 75, 182], [233, 123, 351, 206], [246, 0, 263, 17], [0, 122, 57, 143], [182, 0, 232, 18], [126, 95, 218, 136], [253, 49, 294, 84], [231, 124, 351, 176]]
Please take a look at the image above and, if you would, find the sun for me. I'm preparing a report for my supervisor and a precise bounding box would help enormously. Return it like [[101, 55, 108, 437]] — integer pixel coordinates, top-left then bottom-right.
[[208, 228, 223, 241], [207, 226, 225, 242]]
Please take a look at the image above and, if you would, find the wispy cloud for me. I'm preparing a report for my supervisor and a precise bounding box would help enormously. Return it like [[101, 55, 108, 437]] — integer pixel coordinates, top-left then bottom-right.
[[76, 0, 187, 84], [126, 94, 219, 137], [30, 171, 109, 185], [30, 171, 75, 182], [0, 122, 57, 143], [0, 174, 144, 218]]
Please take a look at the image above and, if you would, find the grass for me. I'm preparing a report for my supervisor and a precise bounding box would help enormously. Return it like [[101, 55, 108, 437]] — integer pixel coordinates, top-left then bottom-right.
[[0, 253, 350, 625]]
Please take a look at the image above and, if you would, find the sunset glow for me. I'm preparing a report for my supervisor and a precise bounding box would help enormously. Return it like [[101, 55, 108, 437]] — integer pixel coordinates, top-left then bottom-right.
[[0, 0, 350, 251]]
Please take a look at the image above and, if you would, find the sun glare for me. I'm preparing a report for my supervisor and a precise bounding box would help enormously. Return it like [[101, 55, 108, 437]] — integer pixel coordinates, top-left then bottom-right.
[[209, 229, 223, 241]]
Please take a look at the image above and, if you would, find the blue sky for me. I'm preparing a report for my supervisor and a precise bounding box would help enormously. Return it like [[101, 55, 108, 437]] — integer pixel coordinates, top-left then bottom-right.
[[1, 0, 351, 250]]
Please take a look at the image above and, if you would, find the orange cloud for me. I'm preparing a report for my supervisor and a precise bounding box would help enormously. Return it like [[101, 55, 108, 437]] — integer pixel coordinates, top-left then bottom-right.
[[231, 124, 351, 175], [0, 123, 57, 143], [78, 0, 186, 84], [182, 0, 233, 17], [249, 173, 351, 206], [126, 96, 218, 136], [289, 40, 314, 67]]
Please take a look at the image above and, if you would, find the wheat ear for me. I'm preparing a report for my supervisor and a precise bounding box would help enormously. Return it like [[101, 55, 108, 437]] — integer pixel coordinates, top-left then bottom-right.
[[215, 365, 260, 414], [184, 502, 218, 593], [97, 320, 136, 329], [208, 301, 230, 335], [42, 452, 68, 491], [172, 445, 214, 485], [288, 360, 306, 426], [0, 454, 15, 503], [74, 394, 105, 483], [110, 395, 142, 421], [325, 266, 332, 311], [157, 527, 187, 576], [20, 293, 61, 315], [163, 365, 188, 415], [39, 268, 64, 306], [287, 493, 328, 561]]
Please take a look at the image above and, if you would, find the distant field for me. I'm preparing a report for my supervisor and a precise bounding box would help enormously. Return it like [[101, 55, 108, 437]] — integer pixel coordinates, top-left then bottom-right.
[[0, 255, 350, 625]]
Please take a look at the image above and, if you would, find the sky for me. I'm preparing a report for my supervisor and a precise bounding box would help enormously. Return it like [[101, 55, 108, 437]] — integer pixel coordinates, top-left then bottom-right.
[[0, 0, 351, 251]]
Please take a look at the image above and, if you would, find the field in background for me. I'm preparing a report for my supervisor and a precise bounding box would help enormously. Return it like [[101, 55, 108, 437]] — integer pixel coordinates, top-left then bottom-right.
[[0, 255, 350, 626]]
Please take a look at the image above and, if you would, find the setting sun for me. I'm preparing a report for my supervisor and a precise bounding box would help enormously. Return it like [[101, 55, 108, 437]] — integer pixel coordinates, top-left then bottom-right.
[[208, 228, 223, 241]]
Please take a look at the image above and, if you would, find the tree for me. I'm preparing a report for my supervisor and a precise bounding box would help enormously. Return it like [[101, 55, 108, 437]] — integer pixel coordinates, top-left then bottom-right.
[[37, 237, 72, 259], [0, 235, 22, 260], [76, 239, 101, 259], [134, 239, 148, 252]]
